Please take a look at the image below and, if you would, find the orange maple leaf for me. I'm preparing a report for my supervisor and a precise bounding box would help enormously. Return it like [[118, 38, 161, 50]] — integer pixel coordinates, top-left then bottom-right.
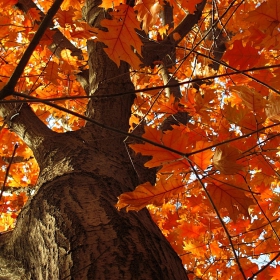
[[168, 0, 202, 14], [185, 0, 203, 14], [178, 221, 206, 240], [116, 175, 186, 211], [269, 265, 280, 280], [207, 178, 254, 221], [223, 40, 260, 69], [246, 0, 280, 41], [55, 8, 75, 27], [61, 0, 83, 11], [130, 126, 191, 172], [230, 86, 267, 112], [0, 0, 17, 7], [190, 140, 213, 170], [134, 0, 161, 32], [266, 93, 280, 121], [100, 0, 124, 9], [96, 5, 142, 69], [28, 8, 42, 22], [44, 61, 60, 85]]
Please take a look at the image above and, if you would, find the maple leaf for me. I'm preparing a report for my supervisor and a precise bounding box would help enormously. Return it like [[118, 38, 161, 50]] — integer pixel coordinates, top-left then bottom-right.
[[28, 8, 42, 22], [0, 16, 10, 38], [189, 140, 213, 170], [265, 93, 280, 121], [207, 180, 254, 222], [116, 175, 186, 211], [183, 240, 207, 258], [230, 86, 267, 112], [213, 145, 243, 175], [223, 103, 245, 125], [130, 126, 192, 173], [134, 0, 161, 33], [100, 0, 124, 9], [0, 0, 17, 6], [178, 221, 206, 240], [61, 0, 83, 11], [270, 266, 280, 280], [55, 8, 75, 27], [223, 40, 260, 69], [246, 0, 280, 49], [44, 61, 60, 85], [96, 5, 142, 69]]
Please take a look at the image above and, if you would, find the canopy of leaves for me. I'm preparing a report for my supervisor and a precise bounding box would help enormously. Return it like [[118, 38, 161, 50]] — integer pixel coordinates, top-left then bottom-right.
[[1, 0, 280, 278]]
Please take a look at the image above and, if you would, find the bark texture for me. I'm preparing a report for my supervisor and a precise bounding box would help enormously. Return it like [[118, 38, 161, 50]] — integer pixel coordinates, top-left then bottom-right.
[[1, 132, 187, 279]]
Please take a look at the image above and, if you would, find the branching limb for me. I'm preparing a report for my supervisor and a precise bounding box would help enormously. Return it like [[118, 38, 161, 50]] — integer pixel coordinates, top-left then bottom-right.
[[141, 0, 206, 67], [0, 0, 65, 100], [16, 0, 83, 59]]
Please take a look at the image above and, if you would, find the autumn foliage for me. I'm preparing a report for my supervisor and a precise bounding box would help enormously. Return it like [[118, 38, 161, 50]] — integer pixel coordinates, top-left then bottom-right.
[[1, 0, 280, 278]]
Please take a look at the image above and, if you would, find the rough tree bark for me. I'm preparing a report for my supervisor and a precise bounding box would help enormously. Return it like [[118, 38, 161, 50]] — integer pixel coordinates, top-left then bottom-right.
[[0, 102, 188, 280]]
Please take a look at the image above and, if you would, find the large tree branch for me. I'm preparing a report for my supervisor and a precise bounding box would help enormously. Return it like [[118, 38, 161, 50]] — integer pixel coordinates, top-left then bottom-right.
[[0, 103, 56, 157], [16, 0, 83, 59], [141, 0, 207, 67], [16, 0, 89, 92], [0, 0, 65, 165], [0, 0, 88, 159], [84, 0, 135, 151], [0, 0, 64, 100]]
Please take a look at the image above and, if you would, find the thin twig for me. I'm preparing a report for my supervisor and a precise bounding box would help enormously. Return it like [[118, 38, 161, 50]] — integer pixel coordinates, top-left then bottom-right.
[[248, 251, 280, 280], [0, 144, 19, 202], [187, 158, 247, 280], [1, 63, 279, 104], [3, 91, 280, 160]]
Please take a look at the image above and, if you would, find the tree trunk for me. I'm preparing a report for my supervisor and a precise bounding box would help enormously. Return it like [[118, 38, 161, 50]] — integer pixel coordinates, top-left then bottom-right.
[[1, 134, 187, 279], [0, 3, 188, 278]]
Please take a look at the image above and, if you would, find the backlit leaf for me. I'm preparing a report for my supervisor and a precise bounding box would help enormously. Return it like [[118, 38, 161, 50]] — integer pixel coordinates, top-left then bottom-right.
[[207, 180, 254, 221], [190, 141, 213, 170], [116, 175, 186, 211], [213, 145, 243, 175], [96, 5, 142, 69], [230, 86, 267, 112], [223, 40, 260, 69], [134, 0, 161, 32]]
